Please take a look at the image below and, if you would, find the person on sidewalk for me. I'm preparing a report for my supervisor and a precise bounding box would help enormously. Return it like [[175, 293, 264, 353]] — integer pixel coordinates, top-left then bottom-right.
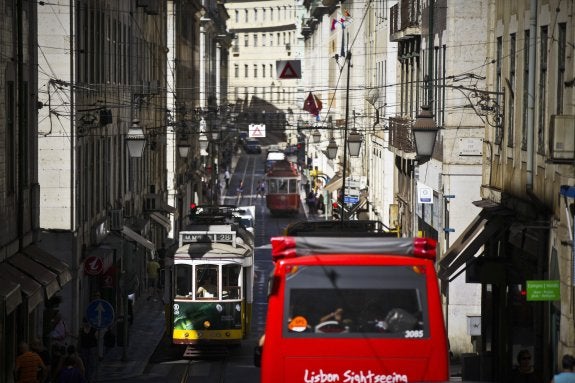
[[78, 319, 98, 383], [55, 355, 87, 383], [14, 341, 47, 383], [510, 349, 541, 383], [146, 258, 161, 301], [551, 354, 575, 383]]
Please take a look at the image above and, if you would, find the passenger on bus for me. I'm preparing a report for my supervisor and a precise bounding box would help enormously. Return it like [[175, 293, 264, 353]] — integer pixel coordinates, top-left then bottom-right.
[[316, 308, 351, 333]]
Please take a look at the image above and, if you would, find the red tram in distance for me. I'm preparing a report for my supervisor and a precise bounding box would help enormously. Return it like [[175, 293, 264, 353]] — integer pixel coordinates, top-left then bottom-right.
[[265, 159, 301, 216]]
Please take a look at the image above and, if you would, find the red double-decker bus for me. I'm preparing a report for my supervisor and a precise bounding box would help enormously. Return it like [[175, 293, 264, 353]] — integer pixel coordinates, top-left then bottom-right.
[[257, 229, 449, 383]]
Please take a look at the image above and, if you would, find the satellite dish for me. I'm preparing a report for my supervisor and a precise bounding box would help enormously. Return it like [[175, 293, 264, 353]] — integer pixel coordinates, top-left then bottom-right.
[[365, 88, 379, 105]]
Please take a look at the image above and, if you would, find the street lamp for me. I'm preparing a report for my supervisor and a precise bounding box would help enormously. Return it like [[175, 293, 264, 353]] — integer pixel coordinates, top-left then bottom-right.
[[326, 138, 338, 160], [312, 129, 321, 144], [199, 133, 209, 152], [178, 143, 190, 158], [412, 105, 439, 160], [126, 119, 146, 158]]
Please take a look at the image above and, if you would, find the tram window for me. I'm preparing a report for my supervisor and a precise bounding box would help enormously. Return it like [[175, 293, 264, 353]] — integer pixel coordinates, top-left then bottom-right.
[[268, 180, 278, 194], [279, 180, 287, 192], [289, 179, 297, 193], [175, 265, 194, 297], [283, 265, 428, 338], [196, 264, 219, 299], [223, 264, 242, 299]]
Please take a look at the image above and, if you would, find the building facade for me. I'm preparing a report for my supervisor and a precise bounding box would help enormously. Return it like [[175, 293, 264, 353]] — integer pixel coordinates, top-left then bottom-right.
[[37, 0, 170, 366], [226, 0, 301, 145]]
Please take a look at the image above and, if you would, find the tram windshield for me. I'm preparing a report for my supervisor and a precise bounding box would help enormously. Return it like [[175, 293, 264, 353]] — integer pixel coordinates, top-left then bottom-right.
[[283, 265, 428, 338], [175, 263, 242, 300], [268, 178, 298, 194]]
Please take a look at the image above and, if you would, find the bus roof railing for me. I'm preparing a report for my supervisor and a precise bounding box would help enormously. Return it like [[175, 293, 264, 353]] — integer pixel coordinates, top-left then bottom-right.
[[270, 236, 437, 262], [284, 220, 399, 236]]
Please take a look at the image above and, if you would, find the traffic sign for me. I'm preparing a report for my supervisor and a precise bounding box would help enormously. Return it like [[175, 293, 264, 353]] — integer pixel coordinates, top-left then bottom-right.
[[86, 299, 115, 329], [249, 124, 266, 138], [84, 256, 104, 276], [276, 60, 301, 79]]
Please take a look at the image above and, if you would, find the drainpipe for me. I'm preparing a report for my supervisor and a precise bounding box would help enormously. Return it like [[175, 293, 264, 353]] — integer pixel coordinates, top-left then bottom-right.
[[526, 0, 537, 192]]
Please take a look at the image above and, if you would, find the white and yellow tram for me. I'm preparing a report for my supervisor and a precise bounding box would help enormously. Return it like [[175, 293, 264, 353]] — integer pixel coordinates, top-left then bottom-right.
[[170, 225, 254, 345]]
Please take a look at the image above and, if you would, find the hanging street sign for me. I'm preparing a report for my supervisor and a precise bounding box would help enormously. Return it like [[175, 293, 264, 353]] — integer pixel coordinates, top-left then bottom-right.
[[276, 60, 302, 79], [249, 124, 266, 138], [84, 256, 104, 276]]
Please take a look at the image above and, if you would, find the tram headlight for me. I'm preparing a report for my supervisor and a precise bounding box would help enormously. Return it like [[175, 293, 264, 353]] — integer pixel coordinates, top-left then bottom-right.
[[203, 320, 211, 329]]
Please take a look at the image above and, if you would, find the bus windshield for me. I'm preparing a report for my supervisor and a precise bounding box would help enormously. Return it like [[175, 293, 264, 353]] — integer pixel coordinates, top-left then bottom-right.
[[283, 265, 428, 338]]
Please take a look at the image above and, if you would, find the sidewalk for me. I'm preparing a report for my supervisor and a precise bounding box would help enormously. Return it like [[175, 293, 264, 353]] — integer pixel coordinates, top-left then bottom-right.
[[94, 296, 165, 382]]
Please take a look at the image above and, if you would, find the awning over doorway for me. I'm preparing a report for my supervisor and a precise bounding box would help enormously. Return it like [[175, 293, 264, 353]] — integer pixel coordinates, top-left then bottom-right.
[[9, 253, 61, 299], [150, 212, 171, 232], [160, 201, 176, 214], [0, 278, 22, 315], [0, 263, 43, 313], [21, 245, 72, 287], [122, 226, 156, 253], [324, 175, 343, 193], [438, 209, 510, 282]]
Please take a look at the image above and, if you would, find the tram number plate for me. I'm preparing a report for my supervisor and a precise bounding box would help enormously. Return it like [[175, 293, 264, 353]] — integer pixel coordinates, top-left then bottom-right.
[[181, 232, 235, 244]]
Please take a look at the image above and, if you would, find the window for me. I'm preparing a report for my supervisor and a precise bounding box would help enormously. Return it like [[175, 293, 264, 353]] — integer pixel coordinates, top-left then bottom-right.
[[244, 33, 248, 47], [254, 8, 258, 22], [522, 30, 529, 150], [253, 33, 258, 47], [262, 33, 266, 47], [234, 64, 239, 78], [557, 23, 566, 114], [196, 264, 218, 299], [253, 64, 258, 78], [244, 9, 248, 23], [175, 264, 194, 297], [244, 64, 248, 78], [538, 26, 547, 154], [284, 266, 428, 338], [495, 36, 503, 145], [262, 64, 266, 78], [507, 33, 516, 147], [5, 80, 15, 194], [222, 264, 242, 299]]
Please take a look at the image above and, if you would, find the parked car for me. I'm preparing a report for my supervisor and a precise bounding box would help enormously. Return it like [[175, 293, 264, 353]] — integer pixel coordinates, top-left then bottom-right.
[[244, 139, 262, 154]]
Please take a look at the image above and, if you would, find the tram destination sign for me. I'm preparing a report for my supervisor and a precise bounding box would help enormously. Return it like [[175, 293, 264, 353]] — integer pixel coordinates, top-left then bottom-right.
[[179, 231, 236, 246]]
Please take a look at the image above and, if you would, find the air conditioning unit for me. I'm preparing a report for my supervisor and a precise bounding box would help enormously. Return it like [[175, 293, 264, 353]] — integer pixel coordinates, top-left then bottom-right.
[[550, 115, 575, 160], [110, 209, 123, 231]]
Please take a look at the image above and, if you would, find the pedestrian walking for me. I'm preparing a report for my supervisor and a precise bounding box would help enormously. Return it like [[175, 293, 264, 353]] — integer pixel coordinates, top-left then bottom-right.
[[55, 345, 85, 379], [30, 339, 51, 383], [14, 341, 47, 383], [55, 355, 87, 383], [146, 258, 161, 300], [551, 354, 575, 383], [236, 180, 244, 204], [78, 319, 98, 383], [224, 169, 230, 188]]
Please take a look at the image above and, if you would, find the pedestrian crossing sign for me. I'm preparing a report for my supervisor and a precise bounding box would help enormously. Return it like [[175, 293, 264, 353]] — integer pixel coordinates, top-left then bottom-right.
[[249, 124, 266, 138]]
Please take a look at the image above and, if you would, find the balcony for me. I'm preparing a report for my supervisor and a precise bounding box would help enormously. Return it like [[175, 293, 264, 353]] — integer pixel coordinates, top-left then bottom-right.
[[389, 116, 415, 157], [390, 0, 422, 42]]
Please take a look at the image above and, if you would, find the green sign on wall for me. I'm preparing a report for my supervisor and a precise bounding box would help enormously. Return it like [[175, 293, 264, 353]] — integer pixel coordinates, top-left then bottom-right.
[[526, 280, 560, 301]]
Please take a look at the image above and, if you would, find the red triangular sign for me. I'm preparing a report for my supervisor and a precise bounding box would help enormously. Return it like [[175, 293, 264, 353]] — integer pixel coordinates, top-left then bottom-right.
[[279, 62, 299, 79], [253, 126, 262, 136]]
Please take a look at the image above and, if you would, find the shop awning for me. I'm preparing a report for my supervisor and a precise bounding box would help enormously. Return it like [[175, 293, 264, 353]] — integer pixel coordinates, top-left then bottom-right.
[[122, 226, 156, 253], [324, 175, 343, 193], [150, 212, 171, 232], [161, 201, 176, 214], [21, 245, 72, 287], [0, 263, 43, 313], [0, 278, 22, 315], [438, 210, 509, 282], [9, 253, 61, 299]]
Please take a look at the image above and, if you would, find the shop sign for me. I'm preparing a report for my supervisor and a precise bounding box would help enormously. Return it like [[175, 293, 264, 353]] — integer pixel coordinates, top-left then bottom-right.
[[526, 280, 560, 301]]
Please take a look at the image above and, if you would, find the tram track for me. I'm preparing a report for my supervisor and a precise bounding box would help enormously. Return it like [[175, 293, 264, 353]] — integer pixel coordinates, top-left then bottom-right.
[[181, 358, 228, 383]]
